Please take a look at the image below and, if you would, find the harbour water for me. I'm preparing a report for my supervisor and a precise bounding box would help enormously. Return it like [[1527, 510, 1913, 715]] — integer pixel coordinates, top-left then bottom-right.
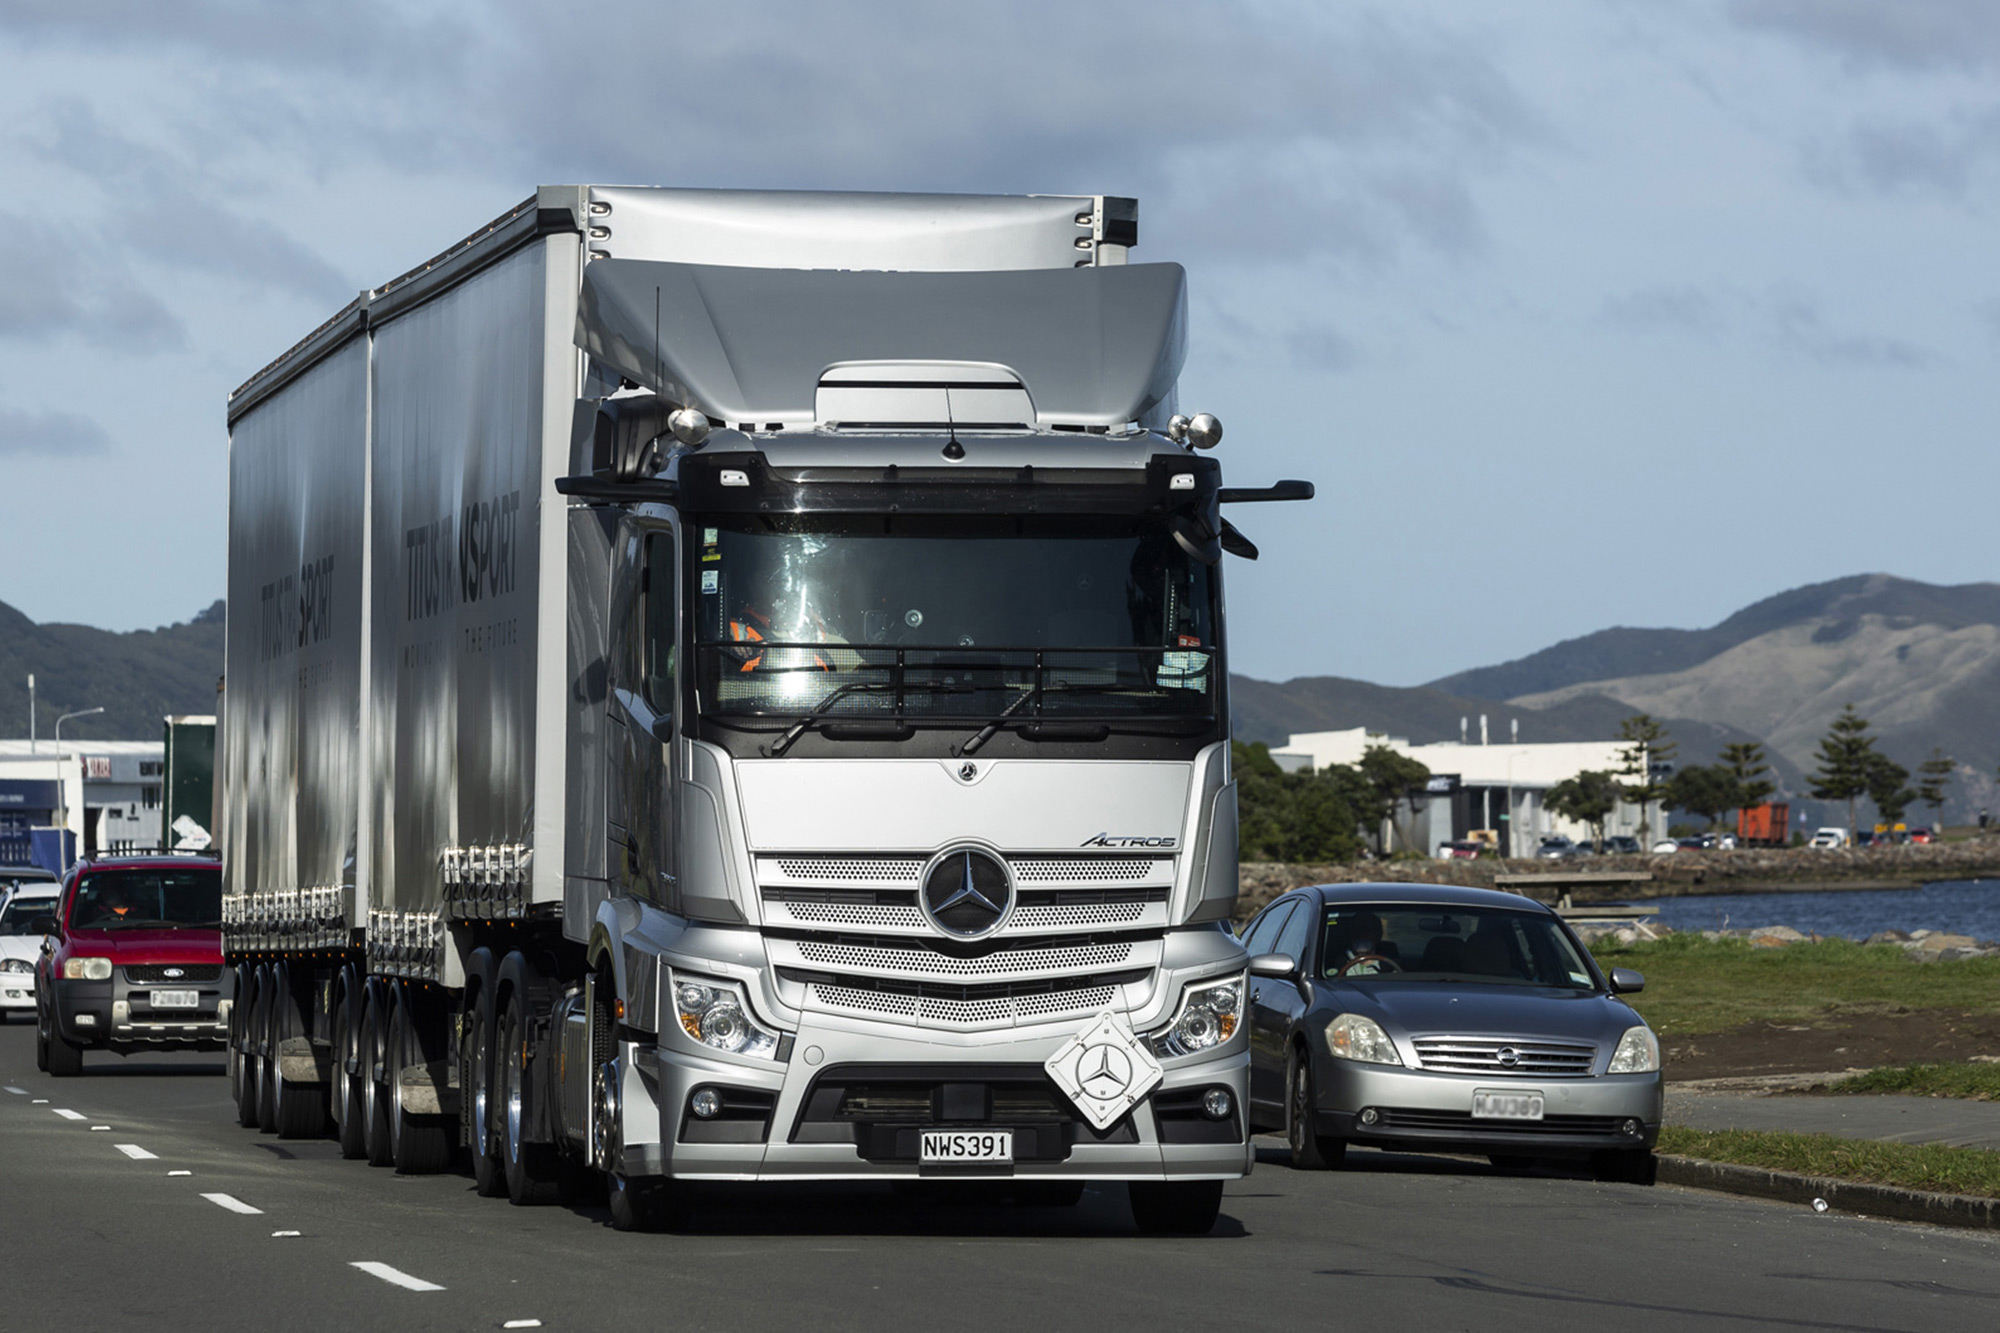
[[1650, 879, 2000, 942]]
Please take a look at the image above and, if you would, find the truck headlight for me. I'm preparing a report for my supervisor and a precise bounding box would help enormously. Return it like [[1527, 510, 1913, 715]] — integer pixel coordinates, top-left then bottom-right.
[[62, 956, 112, 981], [1150, 974, 1243, 1058], [1325, 1013, 1401, 1066], [671, 973, 779, 1059], [1607, 1025, 1661, 1074]]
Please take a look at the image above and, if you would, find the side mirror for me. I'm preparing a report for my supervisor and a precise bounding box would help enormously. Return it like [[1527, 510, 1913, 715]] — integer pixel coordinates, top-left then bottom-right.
[[1609, 967, 1645, 995], [648, 713, 675, 744], [1248, 952, 1295, 979]]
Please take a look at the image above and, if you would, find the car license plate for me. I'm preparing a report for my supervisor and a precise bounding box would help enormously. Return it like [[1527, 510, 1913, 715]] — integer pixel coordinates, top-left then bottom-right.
[[151, 989, 200, 1010], [919, 1130, 1013, 1164], [1472, 1089, 1544, 1121]]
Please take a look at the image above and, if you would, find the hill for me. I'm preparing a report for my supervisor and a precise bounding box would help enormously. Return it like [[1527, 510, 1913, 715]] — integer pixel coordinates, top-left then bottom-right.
[[0, 598, 224, 741]]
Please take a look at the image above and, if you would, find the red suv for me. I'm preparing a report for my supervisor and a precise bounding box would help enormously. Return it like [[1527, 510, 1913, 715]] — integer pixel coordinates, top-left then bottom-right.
[[35, 854, 235, 1077]]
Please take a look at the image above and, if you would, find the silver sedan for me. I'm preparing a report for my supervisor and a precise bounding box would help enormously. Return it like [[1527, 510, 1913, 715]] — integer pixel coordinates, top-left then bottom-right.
[[1240, 883, 1662, 1180]]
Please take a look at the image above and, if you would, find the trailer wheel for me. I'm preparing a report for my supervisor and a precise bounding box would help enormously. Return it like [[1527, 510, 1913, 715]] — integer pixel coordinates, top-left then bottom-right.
[[269, 963, 328, 1140], [361, 985, 394, 1167], [331, 979, 366, 1159], [226, 964, 245, 1107], [1128, 1180, 1224, 1236], [255, 964, 281, 1132], [389, 984, 452, 1175], [499, 986, 561, 1206], [467, 999, 505, 1197], [236, 967, 264, 1127]]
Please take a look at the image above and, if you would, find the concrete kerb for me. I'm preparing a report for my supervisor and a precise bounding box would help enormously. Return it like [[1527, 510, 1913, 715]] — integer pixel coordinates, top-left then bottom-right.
[[1657, 1154, 2000, 1230]]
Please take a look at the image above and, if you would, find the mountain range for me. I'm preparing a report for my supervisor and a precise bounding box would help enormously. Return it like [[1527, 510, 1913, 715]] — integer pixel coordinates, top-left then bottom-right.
[[3, 573, 1996, 822]]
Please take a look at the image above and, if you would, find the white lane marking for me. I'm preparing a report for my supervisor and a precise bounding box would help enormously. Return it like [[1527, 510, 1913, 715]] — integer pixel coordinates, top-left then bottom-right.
[[201, 1192, 263, 1215], [52, 1108, 86, 1120], [168, 1169, 191, 1177], [504, 1322, 543, 1329], [115, 1144, 158, 1160], [3, 1085, 25, 1094], [271, 1230, 301, 1238], [90, 1125, 110, 1131], [351, 1261, 445, 1292], [31, 1098, 47, 1103]]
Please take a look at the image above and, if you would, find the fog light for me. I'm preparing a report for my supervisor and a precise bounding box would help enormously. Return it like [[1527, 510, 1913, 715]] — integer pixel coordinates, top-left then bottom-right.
[[1357, 1106, 1379, 1127], [1621, 1118, 1643, 1138], [690, 1088, 722, 1119], [75, 1013, 97, 1027], [1201, 1088, 1233, 1120]]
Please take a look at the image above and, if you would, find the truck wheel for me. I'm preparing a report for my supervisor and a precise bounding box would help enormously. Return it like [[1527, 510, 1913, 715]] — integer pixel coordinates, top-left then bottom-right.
[[253, 965, 279, 1131], [270, 964, 328, 1140], [467, 1001, 505, 1197], [226, 965, 245, 1107], [331, 981, 366, 1159], [1128, 1180, 1224, 1236], [236, 968, 263, 1127], [499, 987, 560, 1206], [1286, 1049, 1346, 1170], [389, 986, 451, 1175], [608, 1174, 687, 1232], [361, 987, 394, 1167]]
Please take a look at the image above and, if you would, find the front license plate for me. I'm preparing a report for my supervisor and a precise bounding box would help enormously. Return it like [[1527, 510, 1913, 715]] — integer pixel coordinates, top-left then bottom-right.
[[1472, 1089, 1544, 1121], [920, 1130, 1014, 1165], [151, 990, 200, 1010]]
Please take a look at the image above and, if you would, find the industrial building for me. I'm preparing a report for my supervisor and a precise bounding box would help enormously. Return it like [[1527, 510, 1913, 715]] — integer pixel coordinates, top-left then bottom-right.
[[1266, 727, 1665, 857], [0, 739, 168, 868]]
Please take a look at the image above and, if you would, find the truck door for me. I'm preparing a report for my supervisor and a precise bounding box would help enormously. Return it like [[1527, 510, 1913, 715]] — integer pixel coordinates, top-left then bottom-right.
[[606, 520, 679, 908]]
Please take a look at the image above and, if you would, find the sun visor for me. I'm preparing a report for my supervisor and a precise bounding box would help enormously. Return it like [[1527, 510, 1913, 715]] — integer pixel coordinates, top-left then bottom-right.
[[576, 259, 1186, 429]]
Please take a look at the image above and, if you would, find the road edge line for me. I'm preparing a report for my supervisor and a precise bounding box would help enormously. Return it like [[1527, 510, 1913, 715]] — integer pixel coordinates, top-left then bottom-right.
[[1656, 1153, 2000, 1230]]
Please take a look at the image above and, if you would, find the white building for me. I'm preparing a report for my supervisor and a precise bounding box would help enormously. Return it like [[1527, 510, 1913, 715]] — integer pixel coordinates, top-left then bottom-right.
[[1266, 727, 1664, 857], [0, 740, 168, 867]]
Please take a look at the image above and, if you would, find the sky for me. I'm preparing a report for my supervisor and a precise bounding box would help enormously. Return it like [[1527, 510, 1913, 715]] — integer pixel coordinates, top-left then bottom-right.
[[1, 0, 1996, 687]]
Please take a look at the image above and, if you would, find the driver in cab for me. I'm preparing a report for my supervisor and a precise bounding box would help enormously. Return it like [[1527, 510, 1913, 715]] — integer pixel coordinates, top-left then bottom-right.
[[1326, 910, 1400, 977]]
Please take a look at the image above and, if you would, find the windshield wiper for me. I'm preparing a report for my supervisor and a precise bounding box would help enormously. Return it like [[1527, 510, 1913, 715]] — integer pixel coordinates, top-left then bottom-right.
[[960, 688, 1038, 756], [768, 682, 894, 756]]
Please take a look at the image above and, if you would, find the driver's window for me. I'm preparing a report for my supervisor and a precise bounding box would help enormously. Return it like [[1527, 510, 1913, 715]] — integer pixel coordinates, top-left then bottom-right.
[[1241, 901, 1294, 956], [642, 530, 676, 716], [1273, 904, 1314, 969]]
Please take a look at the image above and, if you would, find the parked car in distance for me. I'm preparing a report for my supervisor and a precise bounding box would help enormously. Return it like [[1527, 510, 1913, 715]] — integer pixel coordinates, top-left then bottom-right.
[[1535, 836, 1576, 860], [1909, 827, 1935, 845], [1238, 883, 1662, 1183], [1808, 827, 1849, 850], [1650, 839, 1679, 854], [34, 854, 234, 1076], [0, 881, 61, 1022], [1603, 836, 1641, 855], [1436, 841, 1486, 860]]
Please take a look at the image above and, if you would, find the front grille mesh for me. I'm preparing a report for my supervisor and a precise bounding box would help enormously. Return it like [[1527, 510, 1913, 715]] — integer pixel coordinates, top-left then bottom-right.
[[778, 901, 926, 928], [1011, 858, 1153, 882], [810, 980, 1117, 1027], [774, 858, 923, 882], [124, 964, 223, 984], [796, 939, 1133, 978], [1376, 1108, 1629, 1136], [1412, 1038, 1598, 1076]]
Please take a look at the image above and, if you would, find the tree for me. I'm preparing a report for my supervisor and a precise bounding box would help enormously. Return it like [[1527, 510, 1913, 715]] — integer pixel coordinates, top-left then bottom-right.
[[1358, 744, 1432, 855], [1615, 714, 1676, 849], [1809, 704, 1878, 835], [1666, 764, 1740, 831], [1866, 753, 1914, 829], [1719, 741, 1777, 835], [1546, 770, 1620, 846], [1230, 742, 1368, 864], [1916, 749, 1954, 826]]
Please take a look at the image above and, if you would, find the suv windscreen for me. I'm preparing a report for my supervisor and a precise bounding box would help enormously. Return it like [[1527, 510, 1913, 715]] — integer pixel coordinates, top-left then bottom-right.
[[1320, 905, 1598, 990], [67, 867, 223, 930], [689, 513, 1216, 725]]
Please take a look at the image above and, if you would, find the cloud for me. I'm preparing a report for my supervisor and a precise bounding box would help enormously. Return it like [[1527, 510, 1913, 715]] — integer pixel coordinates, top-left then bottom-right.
[[1770, 291, 1937, 369], [1730, 0, 2000, 75], [1286, 321, 1361, 374], [1799, 108, 2000, 197], [0, 406, 114, 457], [1600, 284, 1727, 338], [0, 212, 188, 352], [1979, 298, 2000, 344]]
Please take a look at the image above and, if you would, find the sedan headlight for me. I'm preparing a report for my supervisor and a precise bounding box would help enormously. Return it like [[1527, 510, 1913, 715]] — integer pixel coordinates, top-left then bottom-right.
[[2, 958, 32, 974], [1607, 1025, 1661, 1074], [1150, 974, 1243, 1058], [61, 956, 112, 981], [1325, 1013, 1402, 1066], [671, 973, 780, 1059]]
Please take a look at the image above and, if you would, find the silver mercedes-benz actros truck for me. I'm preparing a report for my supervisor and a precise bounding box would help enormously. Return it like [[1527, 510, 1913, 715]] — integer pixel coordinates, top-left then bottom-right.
[[219, 185, 1311, 1233]]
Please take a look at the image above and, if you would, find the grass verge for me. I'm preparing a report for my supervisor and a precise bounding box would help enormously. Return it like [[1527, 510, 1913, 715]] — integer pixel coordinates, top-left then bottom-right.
[[1658, 1126, 2000, 1199], [1588, 932, 2000, 1036], [1816, 1062, 2000, 1101]]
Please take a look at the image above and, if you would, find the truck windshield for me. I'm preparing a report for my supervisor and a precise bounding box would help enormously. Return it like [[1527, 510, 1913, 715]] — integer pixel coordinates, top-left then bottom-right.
[[690, 513, 1216, 726], [68, 867, 223, 930]]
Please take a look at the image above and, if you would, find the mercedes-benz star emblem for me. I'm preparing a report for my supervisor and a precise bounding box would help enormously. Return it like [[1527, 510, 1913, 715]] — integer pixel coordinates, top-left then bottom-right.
[[920, 847, 1013, 938], [1077, 1043, 1134, 1100], [1497, 1046, 1519, 1067]]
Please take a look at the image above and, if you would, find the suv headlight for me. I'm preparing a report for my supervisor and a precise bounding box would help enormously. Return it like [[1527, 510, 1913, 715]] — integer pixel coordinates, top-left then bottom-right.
[[671, 973, 780, 1059], [1326, 1013, 1402, 1066], [1150, 974, 1243, 1058], [1607, 1025, 1661, 1074], [61, 956, 112, 981]]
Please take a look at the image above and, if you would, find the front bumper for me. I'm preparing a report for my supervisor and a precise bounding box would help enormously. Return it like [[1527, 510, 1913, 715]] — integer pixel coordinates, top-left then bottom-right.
[[1, 967, 33, 1011], [52, 970, 234, 1051], [620, 1015, 1252, 1182], [1318, 1060, 1662, 1156]]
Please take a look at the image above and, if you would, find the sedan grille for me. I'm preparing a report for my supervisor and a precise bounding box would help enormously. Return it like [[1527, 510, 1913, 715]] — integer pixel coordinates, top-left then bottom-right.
[[1375, 1108, 1629, 1136], [1412, 1037, 1597, 1077]]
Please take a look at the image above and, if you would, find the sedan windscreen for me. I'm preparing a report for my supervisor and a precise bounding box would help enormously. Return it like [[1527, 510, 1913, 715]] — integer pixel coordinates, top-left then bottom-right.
[[0, 896, 58, 935], [1320, 906, 1598, 990], [68, 868, 223, 930]]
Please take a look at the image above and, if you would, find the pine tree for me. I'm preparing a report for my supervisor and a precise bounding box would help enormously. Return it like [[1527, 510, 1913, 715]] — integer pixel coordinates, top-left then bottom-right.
[[1809, 704, 1877, 835], [1719, 741, 1777, 836], [1916, 748, 1954, 828], [1615, 714, 1676, 848]]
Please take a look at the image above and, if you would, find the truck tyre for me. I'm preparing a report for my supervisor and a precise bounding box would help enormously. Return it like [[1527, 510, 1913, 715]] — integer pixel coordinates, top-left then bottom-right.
[[1128, 1180, 1224, 1236], [226, 964, 245, 1108], [467, 999, 505, 1196], [270, 964, 328, 1140], [1286, 1048, 1346, 1170], [389, 985, 452, 1175], [253, 964, 280, 1131], [331, 978, 366, 1159], [499, 986, 561, 1206], [362, 986, 395, 1167], [236, 969, 264, 1127]]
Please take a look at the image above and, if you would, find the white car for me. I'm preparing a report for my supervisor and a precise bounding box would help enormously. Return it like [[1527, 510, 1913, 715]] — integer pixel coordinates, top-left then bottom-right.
[[1649, 839, 1679, 854], [1808, 827, 1849, 850], [0, 882, 61, 1021]]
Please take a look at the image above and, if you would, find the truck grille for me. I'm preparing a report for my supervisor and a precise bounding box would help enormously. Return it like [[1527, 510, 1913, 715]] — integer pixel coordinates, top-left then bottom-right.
[[1411, 1037, 1599, 1077], [790, 972, 1139, 1029]]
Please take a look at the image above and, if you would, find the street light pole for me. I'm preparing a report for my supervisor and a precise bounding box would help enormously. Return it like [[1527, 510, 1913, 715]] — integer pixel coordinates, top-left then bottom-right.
[[27, 674, 35, 753], [53, 706, 105, 874]]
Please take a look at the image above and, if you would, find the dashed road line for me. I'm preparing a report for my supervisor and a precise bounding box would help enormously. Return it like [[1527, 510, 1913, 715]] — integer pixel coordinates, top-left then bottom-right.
[[52, 1108, 85, 1120], [504, 1321, 543, 1328], [90, 1125, 110, 1131], [114, 1143, 158, 1160], [3, 1085, 25, 1094], [351, 1261, 445, 1292], [168, 1169, 192, 1177], [201, 1192, 263, 1215]]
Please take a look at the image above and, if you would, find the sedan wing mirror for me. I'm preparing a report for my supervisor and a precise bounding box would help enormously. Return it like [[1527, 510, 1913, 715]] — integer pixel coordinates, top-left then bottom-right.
[[1608, 967, 1645, 995]]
